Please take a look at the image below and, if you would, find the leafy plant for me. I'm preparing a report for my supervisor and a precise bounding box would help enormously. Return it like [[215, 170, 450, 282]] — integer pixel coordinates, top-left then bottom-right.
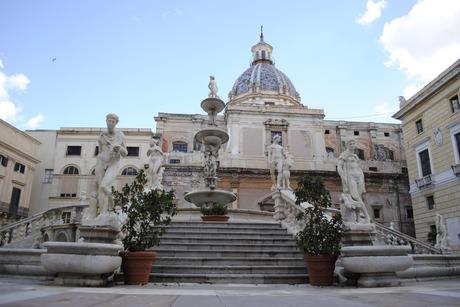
[[200, 203, 228, 216], [294, 175, 344, 256], [112, 170, 177, 252]]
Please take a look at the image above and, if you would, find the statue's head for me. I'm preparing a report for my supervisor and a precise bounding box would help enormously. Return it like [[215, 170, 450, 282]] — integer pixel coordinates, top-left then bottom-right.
[[210, 75, 215, 80], [106, 113, 119, 131], [273, 134, 281, 144], [150, 138, 160, 147], [347, 140, 357, 151]]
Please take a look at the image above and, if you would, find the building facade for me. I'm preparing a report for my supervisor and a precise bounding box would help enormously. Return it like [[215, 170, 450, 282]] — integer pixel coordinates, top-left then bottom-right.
[[0, 119, 40, 224], [394, 59, 460, 250]]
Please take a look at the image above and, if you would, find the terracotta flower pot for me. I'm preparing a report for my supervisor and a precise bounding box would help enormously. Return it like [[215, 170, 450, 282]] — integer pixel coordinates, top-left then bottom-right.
[[119, 250, 156, 285], [304, 255, 337, 286], [201, 215, 229, 222]]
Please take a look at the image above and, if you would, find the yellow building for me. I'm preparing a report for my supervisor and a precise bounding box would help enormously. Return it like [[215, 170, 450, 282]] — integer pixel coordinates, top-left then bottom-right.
[[0, 119, 40, 225], [394, 59, 460, 251]]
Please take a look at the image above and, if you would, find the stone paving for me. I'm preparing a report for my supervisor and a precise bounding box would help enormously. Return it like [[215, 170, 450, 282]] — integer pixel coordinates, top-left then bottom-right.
[[0, 277, 459, 307]]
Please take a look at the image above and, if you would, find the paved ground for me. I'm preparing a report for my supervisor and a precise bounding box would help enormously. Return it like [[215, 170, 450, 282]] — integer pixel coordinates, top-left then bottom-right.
[[0, 277, 459, 307]]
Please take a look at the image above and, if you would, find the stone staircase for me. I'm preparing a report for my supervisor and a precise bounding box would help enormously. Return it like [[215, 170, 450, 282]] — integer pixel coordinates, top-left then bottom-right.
[[149, 220, 308, 284]]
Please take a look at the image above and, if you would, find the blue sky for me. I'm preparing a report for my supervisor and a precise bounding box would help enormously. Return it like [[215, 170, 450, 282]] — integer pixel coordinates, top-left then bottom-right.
[[1, 0, 459, 130]]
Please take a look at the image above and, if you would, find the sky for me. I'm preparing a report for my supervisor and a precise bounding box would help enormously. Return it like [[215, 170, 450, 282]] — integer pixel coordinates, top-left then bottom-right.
[[1, 0, 460, 131]]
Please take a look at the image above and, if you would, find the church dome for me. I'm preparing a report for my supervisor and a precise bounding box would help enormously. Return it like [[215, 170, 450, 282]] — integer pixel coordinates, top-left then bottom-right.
[[230, 33, 300, 102]]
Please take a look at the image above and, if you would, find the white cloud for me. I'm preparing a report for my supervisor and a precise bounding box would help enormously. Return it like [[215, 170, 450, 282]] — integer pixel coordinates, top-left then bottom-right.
[[375, 103, 399, 119], [26, 113, 44, 129], [357, 0, 386, 25], [0, 61, 31, 125], [0, 101, 22, 122], [380, 0, 460, 98]]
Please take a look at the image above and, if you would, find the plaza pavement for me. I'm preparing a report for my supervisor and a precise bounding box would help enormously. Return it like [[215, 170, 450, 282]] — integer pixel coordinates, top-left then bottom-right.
[[0, 277, 459, 307]]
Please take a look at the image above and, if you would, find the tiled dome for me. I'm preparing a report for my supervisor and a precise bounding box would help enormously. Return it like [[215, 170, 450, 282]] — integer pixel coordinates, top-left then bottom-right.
[[230, 33, 300, 101]]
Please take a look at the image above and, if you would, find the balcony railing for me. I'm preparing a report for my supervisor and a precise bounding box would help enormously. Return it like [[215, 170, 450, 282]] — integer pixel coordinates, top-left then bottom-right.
[[452, 163, 460, 176], [415, 174, 433, 189]]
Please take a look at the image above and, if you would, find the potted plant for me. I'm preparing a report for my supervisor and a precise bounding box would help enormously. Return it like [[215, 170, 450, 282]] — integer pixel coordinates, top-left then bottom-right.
[[294, 175, 344, 286], [200, 203, 229, 222], [112, 170, 176, 285]]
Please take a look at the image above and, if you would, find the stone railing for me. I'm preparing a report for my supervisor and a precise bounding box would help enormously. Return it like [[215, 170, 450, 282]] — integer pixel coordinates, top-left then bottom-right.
[[373, 222, 442, 254], [0, 204, 87, 248], [272, 189, 339, 235], [271, 189, 441, 255]]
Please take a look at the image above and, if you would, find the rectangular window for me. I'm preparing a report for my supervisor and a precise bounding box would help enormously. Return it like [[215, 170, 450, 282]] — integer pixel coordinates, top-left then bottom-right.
[[94, 146, 99, 156], [406, 207, 414, 219], [455, 132, 460, 160], [354, 131, 359, 136], [0, 154, 7, 167], [324, 129, 330, 135], [271, 131, 283, 145], [355, 148, 365, 160], [127, 146, 139, 157], [419, 149, 432, 176], [373, 208, 381, 219], [450, 95, 459, 113], [369, 167, 378, 171], [402, 167, 408, 174], [172, 142, 188, 153], [416, 119, 424, 134], [60, 193, 77, 198], [264, 101, 274, 106], [384, 132, 390, 137], [66, 146, 81, 156], [426, 195, 435, 210], [43, 169, 54, 183], [61, 212, 71, 224], [388, 150, 394, 161], [14, 162, 25, 174], [9, 187, 21, 216], [169, 159, 180, 164]]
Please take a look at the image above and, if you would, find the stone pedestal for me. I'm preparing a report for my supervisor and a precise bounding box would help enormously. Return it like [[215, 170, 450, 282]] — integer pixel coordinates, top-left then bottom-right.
[[342, 223, 376, 247], [341, 245, 412, 287], [79, 226, 120, 244], [41, 242, 122, 286]]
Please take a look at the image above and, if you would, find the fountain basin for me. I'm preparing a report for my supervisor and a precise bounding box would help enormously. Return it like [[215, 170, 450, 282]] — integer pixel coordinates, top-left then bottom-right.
[[201, 97, 225, 114], [184, 189, 236, 207], [195, 129, 229, 146]]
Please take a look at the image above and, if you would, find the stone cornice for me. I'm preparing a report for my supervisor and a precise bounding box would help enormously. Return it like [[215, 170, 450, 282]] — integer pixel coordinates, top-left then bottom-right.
[[1, 119, 41, 145], [225, 104, 324, 118], [0, 139, 40, 164]]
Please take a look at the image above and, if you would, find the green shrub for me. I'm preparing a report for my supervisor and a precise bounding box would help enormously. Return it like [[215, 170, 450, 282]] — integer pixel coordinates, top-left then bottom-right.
[[112, 170, 177, 252], [294, 175, 344, 256], [200, 203, 228, 216]]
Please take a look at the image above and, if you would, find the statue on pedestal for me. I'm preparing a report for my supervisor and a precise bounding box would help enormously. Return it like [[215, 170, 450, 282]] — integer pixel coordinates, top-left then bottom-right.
[[146, 139, 164, 190], [280, 150, 293, 190], [267, 134, 284, 191], [337, 140, 371, 224], [83, 113, 127, 227]]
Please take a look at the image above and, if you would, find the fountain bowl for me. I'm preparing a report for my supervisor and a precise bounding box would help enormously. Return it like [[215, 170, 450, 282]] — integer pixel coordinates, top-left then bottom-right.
[[201, 97, 225, 114], [195, 129, 229, 146], [184, 189, 236, 207]]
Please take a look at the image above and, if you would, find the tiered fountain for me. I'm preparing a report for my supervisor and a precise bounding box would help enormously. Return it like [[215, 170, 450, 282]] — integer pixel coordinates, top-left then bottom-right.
[[184, 77, 237, 213]]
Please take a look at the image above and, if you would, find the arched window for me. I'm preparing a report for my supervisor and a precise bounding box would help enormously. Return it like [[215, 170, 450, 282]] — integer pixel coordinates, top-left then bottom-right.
[[172, 142, 188, 153], [121, 167, 139, 176], [326, 147, 335, 158], [63, 166, 79, 175]]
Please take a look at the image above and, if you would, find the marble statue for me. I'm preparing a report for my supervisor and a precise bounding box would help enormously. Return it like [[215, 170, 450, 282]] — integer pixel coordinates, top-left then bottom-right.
[[280, 150, 293, 190], [208, 75, 219, 98], [267, 134, 284, 191], [435, 213, 450, 250], [398, 96, 406, 106], [337, 140, 371, 224], [146, 139, 164, 190], [84, 113, 127, 224], [203, 143, 219, 189]]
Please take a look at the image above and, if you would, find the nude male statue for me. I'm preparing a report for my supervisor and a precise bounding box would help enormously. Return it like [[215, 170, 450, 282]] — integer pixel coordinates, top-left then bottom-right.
[[267, 134, 284, 191], [337, 140, 371, 224]]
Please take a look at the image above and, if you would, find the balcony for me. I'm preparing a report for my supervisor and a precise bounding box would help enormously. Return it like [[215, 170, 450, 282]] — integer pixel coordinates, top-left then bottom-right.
[[415, 174, 433, 189], [452, 163, 460, 176]]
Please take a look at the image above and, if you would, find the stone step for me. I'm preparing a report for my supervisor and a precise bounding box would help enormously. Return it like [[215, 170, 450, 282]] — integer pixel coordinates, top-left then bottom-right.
[[160, 237, 295, 245], [169, 221, 282, 229], [154, 257, 305, 266], [149, 273, 309, 284], [156, 242, 298, 252], [161, 231, 292, 239], [163, 226, 288, 234], [153, 249, 303, 258], [152, 265, 306, 274]]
